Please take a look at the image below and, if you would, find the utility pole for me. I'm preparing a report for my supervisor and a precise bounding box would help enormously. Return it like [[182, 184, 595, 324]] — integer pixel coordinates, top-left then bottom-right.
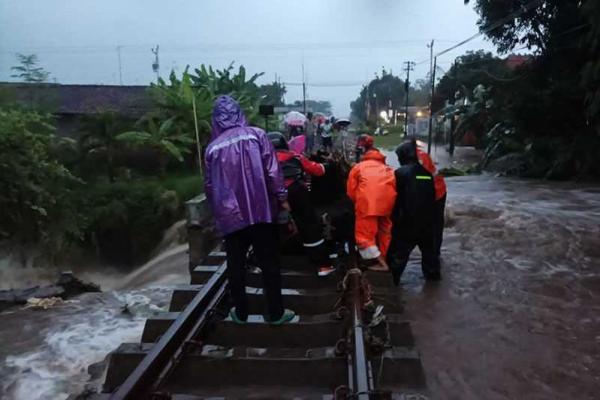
[[374, 93, 378, 128], [301, 61, 307, 114], [449, 59, 459, 157], [428, 57, 437, 155], [366, 83, 371, 121], [427, 40, 435, 154], [116, 46, 123, 85], [403, 61, 415, 137], [302, 82, 307, 114], [151, 45, 160, 82]]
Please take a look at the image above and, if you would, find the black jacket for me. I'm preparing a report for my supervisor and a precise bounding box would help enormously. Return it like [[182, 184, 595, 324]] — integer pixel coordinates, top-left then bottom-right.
[[392, 163, 436, 238]]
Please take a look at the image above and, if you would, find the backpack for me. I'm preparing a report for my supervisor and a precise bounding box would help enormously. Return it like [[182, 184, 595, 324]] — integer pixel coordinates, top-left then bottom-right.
[[281, 155, 305, 183]]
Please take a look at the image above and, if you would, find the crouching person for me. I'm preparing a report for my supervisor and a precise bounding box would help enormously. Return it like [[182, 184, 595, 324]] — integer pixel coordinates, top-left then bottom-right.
[[205, 95, 295, 325], [388, 141, 441, 285], [268, 132, 335, 277], [347, 135, 396, 271]]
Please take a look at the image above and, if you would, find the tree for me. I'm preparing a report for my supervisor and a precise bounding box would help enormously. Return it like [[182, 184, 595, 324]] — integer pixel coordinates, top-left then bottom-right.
[[118, 114, 195, 176], [461, 0, 600, 179], [465, 0, 588, 54], [350, 68, 406, 124], [287, 100, 332, 115], [0, 108, 83, 258], [409, 79, 431, 107], [144, 63, 265, 170], [259, 81, 286, 106], [582, 0, 600, 135], [11, 54, 50, 83], [78, 112, 130, 182], [432, 51, 510, 113]]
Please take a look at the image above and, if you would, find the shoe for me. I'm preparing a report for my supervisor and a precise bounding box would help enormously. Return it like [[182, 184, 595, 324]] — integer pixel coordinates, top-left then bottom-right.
[[229, 307, 247, 324], [270, 309, 296, 325], [318, 265, 336, 277]]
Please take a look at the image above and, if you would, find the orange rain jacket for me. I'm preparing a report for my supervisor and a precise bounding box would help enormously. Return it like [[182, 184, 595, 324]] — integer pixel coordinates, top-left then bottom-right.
[[417, 148, 447, 201], [347, 149, 396, 217]]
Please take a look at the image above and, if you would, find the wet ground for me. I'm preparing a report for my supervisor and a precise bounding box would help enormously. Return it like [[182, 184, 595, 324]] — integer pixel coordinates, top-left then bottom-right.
[[1, 147, 599, 399]]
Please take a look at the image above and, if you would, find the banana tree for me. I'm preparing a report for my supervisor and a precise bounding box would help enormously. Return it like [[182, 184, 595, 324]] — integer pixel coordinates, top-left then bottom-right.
[[117, 114, 195, 176], [191, 63, 263, 123], [147, 63, 264, 170], [78, 111, 130, 182]]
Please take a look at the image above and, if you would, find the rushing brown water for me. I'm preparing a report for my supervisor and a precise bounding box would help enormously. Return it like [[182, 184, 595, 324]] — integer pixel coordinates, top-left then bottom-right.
[[1, 170, 598, 399], [400, 175, 600, 400]]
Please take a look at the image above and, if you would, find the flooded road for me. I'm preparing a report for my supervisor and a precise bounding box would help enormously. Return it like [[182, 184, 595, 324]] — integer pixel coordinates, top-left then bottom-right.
[[1, 166, 599, 399], [401, 175, 600, 399]]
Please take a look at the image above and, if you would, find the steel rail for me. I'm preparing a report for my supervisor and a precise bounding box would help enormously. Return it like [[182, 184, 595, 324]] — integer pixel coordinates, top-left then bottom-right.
[[349, 269, 373, 399], [151, 280, 228, 395], [110, 263, 227, 400]]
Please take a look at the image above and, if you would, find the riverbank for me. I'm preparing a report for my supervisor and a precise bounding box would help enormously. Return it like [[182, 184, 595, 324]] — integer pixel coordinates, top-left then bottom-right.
[[0, 243, 190, 399]]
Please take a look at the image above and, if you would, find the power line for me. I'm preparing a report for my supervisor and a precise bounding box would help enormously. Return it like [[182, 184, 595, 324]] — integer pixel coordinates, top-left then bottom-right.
[[0, 38, 488, 53], [414, 0, 545, 65], [283, 81, 365, 87], [435, 0, 544, 58]]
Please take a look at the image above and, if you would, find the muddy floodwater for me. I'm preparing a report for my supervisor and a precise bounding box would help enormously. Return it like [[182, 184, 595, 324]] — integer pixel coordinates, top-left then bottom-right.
[[1, 172, 599, 399], [401, 175, 600, 400]]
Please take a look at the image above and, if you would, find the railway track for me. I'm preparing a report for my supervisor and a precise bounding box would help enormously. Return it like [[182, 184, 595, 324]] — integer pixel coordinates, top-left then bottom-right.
[[96, 249, 427, 399]]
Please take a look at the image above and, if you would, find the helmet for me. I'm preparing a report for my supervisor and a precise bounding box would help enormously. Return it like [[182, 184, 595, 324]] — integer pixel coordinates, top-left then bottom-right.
[[267, 132, 288, 150], [356, 134, 374, 150], [395, 140, 418, 166]]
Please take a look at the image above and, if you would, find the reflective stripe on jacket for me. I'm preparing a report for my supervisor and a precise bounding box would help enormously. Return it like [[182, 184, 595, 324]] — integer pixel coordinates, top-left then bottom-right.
[[417, 148, 447, 201]]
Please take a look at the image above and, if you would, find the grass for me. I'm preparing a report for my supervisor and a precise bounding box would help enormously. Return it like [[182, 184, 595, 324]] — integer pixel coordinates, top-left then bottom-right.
[[374, 134, 405, 150]]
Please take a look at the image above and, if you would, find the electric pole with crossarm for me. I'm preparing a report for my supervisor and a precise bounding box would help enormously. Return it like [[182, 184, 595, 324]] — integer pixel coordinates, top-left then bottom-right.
[[403, 61, 415, 137]]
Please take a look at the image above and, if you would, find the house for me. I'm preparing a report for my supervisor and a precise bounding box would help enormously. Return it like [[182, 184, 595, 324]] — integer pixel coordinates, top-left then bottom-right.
[[504, 54, 531, 70], [0, 83, 152, 136]]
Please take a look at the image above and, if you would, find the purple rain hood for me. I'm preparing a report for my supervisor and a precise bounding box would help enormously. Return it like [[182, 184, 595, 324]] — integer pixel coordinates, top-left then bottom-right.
[[204, 95, 287, 235]]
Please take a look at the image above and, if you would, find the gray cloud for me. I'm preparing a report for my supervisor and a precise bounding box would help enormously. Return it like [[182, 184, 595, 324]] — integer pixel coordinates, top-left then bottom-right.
[[0, 0, 496, 115]]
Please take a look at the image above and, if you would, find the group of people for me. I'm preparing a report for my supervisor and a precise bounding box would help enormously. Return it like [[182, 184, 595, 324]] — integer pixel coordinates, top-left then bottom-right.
[[303, 116, 335, 152], [204, 95, 446, 326], [347, 134, 446, 285]]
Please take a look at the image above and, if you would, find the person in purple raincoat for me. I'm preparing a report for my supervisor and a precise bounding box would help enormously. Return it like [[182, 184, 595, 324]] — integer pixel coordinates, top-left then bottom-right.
[[204, 95, 295, 325]]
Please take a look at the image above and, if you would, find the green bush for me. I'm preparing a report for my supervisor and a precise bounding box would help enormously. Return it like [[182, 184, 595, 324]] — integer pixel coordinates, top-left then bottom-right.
[[150, 174, 203, 204], [0, 108, 84, 259]]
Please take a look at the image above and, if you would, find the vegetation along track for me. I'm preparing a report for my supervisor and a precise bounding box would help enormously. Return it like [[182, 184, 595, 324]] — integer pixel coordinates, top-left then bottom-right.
[[96, 249, 427, 399]]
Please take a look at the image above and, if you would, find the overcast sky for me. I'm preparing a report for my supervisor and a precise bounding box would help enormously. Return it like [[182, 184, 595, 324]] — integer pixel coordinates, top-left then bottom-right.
[[0, 0, 497, 116]]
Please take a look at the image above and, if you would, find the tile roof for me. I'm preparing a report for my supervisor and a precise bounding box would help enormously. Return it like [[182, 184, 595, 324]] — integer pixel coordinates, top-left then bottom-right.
[[0, 83, 153, 117]]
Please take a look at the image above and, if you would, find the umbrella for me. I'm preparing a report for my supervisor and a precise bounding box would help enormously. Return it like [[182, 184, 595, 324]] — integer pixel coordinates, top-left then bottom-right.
[[312, 112, 328, 124], [334, 118, 351, 129], [284, 111, 307, 127], [288, 135, 306, 154]]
